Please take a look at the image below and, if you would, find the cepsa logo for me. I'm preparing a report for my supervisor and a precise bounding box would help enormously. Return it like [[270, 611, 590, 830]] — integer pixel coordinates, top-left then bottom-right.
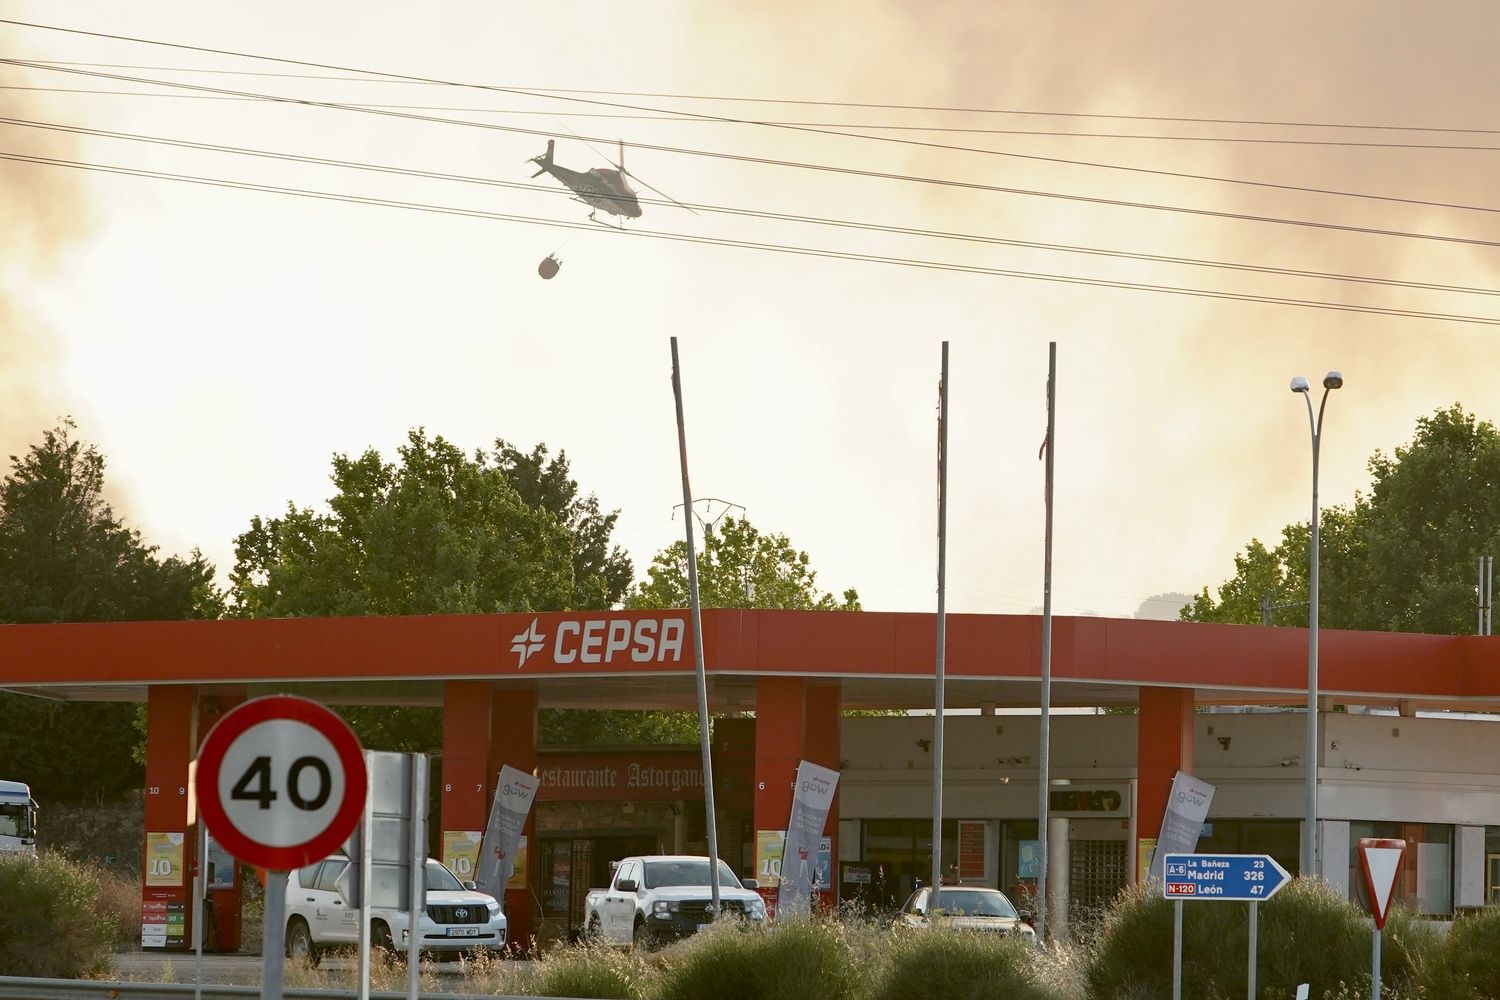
[[511, 617, 687, 669]]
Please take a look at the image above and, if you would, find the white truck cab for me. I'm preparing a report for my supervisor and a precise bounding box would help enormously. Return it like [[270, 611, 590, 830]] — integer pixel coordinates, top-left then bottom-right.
[[583, 854, 765, 949], [0, 780, 38, 857]]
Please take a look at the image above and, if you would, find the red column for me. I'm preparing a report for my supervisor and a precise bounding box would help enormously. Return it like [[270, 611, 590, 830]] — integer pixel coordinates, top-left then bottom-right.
[[803, 684, 841, 905], [197, 688, 245, 952], [142, 685, 197, 951], [489, 689, 537, 950], [440, 681, 493, 884], [1136, 686, 1195, 880], [753, 678, 806, 896], [753, 678, 806, 834]]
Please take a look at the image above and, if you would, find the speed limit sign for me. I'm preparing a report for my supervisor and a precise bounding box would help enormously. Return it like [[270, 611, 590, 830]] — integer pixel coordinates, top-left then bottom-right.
[[195, 695, 367, 871]]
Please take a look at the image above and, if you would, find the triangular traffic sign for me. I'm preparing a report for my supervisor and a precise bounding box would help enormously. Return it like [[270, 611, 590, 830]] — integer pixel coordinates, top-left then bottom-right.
[[1357, 838, 1406, 929]]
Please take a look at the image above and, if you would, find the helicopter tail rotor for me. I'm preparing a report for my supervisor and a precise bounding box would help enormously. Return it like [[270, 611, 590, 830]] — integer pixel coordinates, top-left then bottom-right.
[[529, 139, 556, 177]]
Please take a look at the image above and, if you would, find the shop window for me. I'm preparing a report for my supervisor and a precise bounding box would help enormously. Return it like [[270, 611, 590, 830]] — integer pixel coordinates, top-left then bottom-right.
[[1349, 822, 1453, 916], [1196, 819, 1299, 879], [857, 819, 958, 910]]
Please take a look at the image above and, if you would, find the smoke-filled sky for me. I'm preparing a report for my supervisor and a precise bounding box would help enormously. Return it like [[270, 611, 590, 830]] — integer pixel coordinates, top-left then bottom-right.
[[1, 2, 1497, 618]]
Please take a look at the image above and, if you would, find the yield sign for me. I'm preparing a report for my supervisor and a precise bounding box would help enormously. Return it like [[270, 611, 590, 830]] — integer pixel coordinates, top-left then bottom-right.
[[1357, 837, 1407, 929]]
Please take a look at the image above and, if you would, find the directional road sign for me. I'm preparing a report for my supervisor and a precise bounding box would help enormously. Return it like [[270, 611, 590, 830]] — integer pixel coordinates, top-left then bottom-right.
[[1162, 853, 1291, 901], [195, 694, 367, 871]]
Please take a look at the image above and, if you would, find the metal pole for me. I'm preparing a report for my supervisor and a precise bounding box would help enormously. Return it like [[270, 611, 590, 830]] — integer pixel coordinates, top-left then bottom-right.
[[1301, 387, 1332, 879], [1476, 554, 1488, 632], [1248, 900, 1258, 1000], [406, 755, 426, 1000], [262, 870, 287, 1000], [1480, 557, 1485, 636], [930, 341, 949, 913], [357, 753, 373, 1000], [1172, 898, 1183, 1000], [1372, 926, 1382, 999], [1037, 341, 1056, 940], [670, 337, 722, 918], [194, 823, 206, 1000]]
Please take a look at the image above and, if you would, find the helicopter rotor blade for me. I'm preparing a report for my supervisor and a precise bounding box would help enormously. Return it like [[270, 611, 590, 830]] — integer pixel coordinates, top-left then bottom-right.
[[547, 118, 617, 169], [621, 158, 700, 216]]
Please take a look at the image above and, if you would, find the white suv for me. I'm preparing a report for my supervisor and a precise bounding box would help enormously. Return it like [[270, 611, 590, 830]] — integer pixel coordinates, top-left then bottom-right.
[[285, 855, 507, 965]]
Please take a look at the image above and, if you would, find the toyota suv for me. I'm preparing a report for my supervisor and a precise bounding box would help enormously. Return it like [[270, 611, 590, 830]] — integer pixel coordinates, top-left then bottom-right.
[[285, 855, 507, 965]]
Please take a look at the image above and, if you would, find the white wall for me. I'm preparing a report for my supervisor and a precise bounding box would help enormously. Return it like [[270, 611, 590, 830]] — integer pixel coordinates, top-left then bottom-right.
[[839, 711, 1500, 829]]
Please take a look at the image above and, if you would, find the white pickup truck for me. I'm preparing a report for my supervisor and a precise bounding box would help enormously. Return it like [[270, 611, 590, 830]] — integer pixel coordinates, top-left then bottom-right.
[[582, 854, 766, 949]]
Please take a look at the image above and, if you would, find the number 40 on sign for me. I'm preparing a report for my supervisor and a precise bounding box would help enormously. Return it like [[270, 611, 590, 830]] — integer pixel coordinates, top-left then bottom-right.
[[195, 695, 367, 872]]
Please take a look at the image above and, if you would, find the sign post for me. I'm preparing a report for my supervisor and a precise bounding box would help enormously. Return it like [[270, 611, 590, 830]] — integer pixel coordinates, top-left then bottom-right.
[[195, 696, 367, 1000], [1163, 853, 1292, 1000], [1357, 838, 1407, 1000]]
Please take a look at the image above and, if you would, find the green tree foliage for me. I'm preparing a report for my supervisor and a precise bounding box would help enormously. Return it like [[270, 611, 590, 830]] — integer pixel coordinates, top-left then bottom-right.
[[231, 430, 584, 617], [229, 429, 645, 748], [1185, 404, 1500, 634], [494, 440, 633, 611], [627, 516, 860, 611], [0, 421, 219, 803]]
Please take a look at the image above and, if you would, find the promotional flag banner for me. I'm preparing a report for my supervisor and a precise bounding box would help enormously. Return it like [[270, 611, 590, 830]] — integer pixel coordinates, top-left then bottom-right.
[[1147, 771, 1215, 881], [776, 760, 840, 920], [475, 765, 540, 898]]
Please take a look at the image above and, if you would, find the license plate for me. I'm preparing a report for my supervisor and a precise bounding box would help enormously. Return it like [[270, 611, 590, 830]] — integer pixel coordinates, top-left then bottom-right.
[[696, 924, 710, 932], [448, 927, 480, 937]]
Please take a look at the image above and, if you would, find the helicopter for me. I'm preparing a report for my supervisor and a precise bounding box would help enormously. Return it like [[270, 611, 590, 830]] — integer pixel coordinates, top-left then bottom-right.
[[529, 139, 694, 226]]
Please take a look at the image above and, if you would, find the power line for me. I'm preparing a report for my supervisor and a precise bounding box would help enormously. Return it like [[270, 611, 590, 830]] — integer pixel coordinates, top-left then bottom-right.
[[6, 113, 1494, 299], [7, 59, 1500, 250], [13, 55, 1500, 137], [3, 22, 1499, 215], [7, 82, 1500, 152], [3, 147, 1497, 327]]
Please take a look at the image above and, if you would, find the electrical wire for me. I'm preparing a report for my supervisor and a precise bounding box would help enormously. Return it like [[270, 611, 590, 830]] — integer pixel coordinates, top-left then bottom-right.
[[13, 54, 1500, 136], [2, 147, 1497, 327], [2, 22, 1499, 215], [5, 113, 1494, 298], [7, 59, 1500, 250], [7, 82, 1500, 151]]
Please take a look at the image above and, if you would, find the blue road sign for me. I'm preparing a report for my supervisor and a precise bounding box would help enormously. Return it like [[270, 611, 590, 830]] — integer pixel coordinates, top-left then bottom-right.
[[1161, 853, 1291, 901]]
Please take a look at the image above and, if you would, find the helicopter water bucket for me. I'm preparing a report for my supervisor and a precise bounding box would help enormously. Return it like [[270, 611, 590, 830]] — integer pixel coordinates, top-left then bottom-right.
[[538, 254, 561, 279]]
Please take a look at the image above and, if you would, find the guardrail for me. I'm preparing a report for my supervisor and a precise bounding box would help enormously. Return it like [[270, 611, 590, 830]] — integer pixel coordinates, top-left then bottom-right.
[[0, 978, 583, 1000]]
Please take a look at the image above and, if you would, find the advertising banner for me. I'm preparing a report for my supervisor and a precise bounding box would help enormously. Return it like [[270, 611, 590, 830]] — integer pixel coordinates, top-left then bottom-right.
[[205, 835, 234, 891], [756, 829, 784, 888], [958, 821, 986, 880], [507, 835, 528, 890], [475, 765, 540, 898], [145, 832, 185, 887], [1146, 771, 1215, 882], [775, 760, 840, 920], [442, 830, 483, 882]]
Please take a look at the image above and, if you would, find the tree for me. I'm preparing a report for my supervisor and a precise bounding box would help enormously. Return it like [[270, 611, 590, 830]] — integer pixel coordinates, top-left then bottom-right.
[[229, 429, 644, 749], [627, 516, 861, 611], [230, 430, 580, 618], [1185, 405, 1500, 634], [0, 420, 220, 803], [493, 441, 633, 610]]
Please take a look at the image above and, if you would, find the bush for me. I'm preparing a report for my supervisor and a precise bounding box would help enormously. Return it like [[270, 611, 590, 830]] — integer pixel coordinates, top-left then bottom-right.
[[867, 926, 1063, 1000], [89, 863, 142, 949], [531, 943, 645, 999], [1082, 878, 1425, 1000], [1414, 906, 1500, 999], [0, 852, 119, 978], [652, 918, 862, 1000]]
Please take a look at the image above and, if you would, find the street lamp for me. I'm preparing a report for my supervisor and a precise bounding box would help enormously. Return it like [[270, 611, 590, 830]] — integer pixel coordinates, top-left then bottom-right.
[[1290, 370, 1342, 879]]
